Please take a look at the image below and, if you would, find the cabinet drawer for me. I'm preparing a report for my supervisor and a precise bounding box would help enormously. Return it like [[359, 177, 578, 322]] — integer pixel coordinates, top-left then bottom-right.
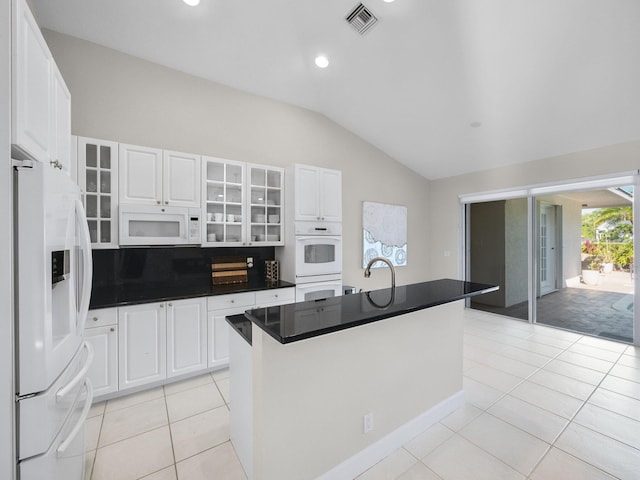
[[255, 288, 295, 307], [86, 307, 118, 328], [207, 292, 255, 311]]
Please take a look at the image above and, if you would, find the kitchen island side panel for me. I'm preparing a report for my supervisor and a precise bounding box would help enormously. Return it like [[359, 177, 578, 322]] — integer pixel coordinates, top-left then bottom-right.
[[251, 300, 464, 480]]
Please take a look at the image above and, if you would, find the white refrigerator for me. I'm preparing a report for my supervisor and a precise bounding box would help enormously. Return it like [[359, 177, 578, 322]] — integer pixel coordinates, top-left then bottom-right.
[[14, 160, 94, 480]]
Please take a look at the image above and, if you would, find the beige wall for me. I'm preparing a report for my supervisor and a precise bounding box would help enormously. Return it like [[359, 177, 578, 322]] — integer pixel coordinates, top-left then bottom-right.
[[43, 30, 431, 291], [429, 141, 640, 280]]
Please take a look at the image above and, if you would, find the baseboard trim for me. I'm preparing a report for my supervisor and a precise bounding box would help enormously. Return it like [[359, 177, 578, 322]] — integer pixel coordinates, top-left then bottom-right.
[[316, 390, 465, 480]]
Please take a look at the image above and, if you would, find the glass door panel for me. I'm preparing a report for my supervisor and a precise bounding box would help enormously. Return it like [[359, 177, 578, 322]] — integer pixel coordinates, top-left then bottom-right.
[[467, 199, 530, 321], [535, 188, 634, 342]]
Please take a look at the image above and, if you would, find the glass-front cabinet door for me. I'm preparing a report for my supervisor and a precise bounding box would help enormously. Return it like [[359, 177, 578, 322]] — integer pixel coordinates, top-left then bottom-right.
[[202, 156, 245, 245], [247, 164, 283, 245], [78, 137, 119, 248]]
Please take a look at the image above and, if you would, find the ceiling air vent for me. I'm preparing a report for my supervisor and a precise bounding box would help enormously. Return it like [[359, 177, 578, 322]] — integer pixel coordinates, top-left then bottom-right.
[[346, 3, 379, 35]]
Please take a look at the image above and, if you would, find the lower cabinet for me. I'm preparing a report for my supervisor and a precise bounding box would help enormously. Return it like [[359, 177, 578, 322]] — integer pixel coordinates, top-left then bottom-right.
[[87, 288, 295, 397], [167, 298, 207, 378], [84, 308, 119, 397], [118, 302, 167, 390]]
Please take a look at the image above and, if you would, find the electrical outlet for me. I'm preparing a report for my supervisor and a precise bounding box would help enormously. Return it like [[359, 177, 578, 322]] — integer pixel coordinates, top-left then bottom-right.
[[247, 257, 254, 268], [363, 412, 374, 433]]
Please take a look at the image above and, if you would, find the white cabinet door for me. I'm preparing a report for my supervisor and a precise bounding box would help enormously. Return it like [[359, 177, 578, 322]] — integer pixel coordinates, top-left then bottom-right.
[[246, 164, 284, 246], [294, 164, 342, 221], [119, 144, 163, 205], [11, 0, 52, 162], [294, 164, 320, 221], [51, 64, 71, 175], [85, 325, 118, 397], [163, 150, 201, 207], [208, 308, 240, 368], [319, 168, 342, 222], [118, 303, 167, 390], [167, 298, 207, 378], [78, 137, 119, 247]]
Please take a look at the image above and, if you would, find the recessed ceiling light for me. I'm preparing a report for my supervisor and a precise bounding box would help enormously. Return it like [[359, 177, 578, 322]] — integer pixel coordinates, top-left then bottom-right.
[[315, 56, 329, 68], [183, 0, 200, 6]]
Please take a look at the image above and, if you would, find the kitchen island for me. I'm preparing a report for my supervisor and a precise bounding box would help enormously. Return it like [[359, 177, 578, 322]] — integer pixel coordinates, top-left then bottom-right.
[[227, 279, 497, 480]]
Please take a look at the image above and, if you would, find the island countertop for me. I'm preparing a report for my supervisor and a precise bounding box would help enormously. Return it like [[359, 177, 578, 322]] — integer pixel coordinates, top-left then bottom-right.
[[241, 278, 497, 344]]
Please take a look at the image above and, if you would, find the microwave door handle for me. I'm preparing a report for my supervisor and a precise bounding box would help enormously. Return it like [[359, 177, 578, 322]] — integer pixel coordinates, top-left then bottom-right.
[[75, 199, 93, 330]]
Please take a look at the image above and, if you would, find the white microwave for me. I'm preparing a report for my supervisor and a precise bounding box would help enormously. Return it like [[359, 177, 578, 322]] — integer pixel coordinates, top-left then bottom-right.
[[119, 204, 201, 246], [294, 235, 342, 278]]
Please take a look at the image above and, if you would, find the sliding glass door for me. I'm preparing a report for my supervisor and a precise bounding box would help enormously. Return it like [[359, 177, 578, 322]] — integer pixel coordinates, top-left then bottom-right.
[[463, 174, 638, 345]]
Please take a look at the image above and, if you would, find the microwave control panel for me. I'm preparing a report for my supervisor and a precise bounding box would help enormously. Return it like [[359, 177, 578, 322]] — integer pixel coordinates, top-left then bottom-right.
[[188, 215, 200, 242]]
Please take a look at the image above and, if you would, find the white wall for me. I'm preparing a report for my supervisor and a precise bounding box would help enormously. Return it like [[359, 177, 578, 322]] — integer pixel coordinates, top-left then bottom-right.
[[429, 141, 640, 280], [1, 0, 15, 477], [42, 30, 432, 292]]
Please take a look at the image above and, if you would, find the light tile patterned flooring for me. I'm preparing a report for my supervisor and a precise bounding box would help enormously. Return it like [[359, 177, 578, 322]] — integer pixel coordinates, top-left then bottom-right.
[[84, 309, 640, 480]]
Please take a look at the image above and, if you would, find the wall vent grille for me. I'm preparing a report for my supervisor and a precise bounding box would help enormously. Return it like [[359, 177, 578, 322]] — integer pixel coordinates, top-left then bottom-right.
[[346, 3, 379, 35]]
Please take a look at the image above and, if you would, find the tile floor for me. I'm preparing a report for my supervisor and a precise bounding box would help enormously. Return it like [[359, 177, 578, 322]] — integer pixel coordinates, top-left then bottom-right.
[[84, 309, 640, 480]]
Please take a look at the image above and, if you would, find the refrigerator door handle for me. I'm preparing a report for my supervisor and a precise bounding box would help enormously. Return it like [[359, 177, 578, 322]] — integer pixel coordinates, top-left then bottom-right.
[[56, 342, 94, 402], [56, 378, 94, 457], [75, 199, 93, 331]]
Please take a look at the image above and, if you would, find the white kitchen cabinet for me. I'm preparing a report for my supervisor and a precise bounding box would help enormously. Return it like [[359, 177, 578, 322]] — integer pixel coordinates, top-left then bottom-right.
[[119, 144, 200, 208], [78, 137, 119, 247], [163, 150, 201, 207], [202, 156, 246, 245], [207, 292, 255, 368], [167, 298, 207, 378], [51, 64, 71, 175], [118, 303, 167, 390], [293, 164, 342, 222], [12, 0, 70, 170], [84, 308, 118, 397], [202, 157, 284, 246], [247, 164, 284, 246], [118, 144, 163, 205], [207, 288, 295, 368]]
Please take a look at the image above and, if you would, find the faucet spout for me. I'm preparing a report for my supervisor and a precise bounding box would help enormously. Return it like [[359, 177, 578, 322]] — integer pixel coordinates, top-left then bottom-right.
[[363, 257, 396, 290]]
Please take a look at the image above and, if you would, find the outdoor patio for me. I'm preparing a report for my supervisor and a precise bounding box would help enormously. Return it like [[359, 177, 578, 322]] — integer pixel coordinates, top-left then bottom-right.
[[471, 271, 635, 343]]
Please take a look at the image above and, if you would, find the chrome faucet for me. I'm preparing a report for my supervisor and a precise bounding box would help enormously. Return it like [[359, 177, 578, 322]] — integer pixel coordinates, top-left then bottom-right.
[[364, 256, 396, 290]]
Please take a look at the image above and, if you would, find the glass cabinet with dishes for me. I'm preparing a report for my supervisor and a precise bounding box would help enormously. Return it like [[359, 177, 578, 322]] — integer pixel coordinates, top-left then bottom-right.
[[202, 156, 245, 245], [247, 164, 283, 245], [78, 137, 119, 248]]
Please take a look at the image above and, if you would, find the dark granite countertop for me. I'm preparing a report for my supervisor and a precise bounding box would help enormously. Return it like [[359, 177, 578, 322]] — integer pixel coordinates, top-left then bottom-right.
[[89, 279, 295, 309], [240, 279, 498, 345]]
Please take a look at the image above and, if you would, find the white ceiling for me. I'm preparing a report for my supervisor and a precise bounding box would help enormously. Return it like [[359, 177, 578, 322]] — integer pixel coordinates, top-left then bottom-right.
[[30, 0, 640, 180]]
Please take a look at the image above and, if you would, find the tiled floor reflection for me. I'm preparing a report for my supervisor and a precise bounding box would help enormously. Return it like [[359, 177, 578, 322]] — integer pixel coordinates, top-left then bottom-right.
[[85, 310, 640, 480]]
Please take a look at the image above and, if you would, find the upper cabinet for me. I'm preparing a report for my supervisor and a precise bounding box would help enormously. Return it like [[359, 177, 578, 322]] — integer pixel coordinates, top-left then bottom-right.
[[247, 164, 284, 245], [78, 137, 119, 248], [202, 156, 284, 246], [202, 157, 246, 245], [11, 0, 71, 171], [294, 164, 342, 222], [119, 144, 201, 208]]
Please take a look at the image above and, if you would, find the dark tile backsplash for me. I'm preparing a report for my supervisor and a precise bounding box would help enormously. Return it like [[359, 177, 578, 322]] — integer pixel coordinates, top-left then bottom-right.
[[92, 246, 276, 292]]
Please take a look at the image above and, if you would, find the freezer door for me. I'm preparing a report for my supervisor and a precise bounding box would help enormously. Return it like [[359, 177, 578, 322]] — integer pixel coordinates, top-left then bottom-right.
[[16, 161, 93, 396], [18, 342, 93, 460], [18, 377, 93, 480]]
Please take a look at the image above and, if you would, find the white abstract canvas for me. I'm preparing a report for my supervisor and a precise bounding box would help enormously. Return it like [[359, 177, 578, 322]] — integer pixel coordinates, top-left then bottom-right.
[[362, 201, 407, 268]]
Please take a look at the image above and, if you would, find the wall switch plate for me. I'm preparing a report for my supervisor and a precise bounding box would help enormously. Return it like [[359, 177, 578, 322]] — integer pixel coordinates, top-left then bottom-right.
[[363, 412, 374, 433]]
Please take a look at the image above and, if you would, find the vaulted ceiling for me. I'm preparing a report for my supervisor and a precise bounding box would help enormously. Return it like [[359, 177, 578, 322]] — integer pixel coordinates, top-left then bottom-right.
[[30, 0, 640, 179]]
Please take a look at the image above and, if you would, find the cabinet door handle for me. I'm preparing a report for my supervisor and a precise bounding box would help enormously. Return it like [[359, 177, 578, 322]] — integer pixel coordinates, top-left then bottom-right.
[[110, 327, 115, 332], [156, 200, 161, 204], [230, 300, 235, 304], [275, 294, 278, 298], [92, 317, 98, 322], [160, 304, 164, 308], [165, 201, 169, 205], [168, 303, 172, 307]]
